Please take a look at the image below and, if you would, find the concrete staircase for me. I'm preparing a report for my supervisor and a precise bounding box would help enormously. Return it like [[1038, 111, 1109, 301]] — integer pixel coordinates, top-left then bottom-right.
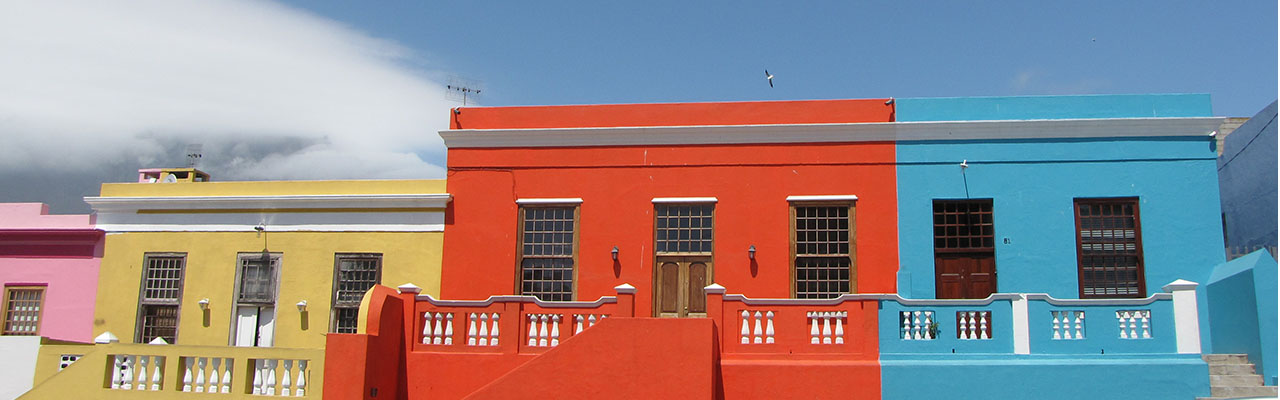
[[1198, 354, 1277, 399]]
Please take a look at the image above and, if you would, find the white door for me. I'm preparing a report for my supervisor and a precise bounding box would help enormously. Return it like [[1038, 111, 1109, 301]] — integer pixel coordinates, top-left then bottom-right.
[[234, 306, 276, 347]]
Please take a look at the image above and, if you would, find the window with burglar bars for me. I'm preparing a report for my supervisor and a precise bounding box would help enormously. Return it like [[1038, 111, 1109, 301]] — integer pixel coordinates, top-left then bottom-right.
[[933, 200, 994, 251], [1075, 198, 1146, 298], [518, 207, 577, 301], [3, 287, 44, 335], [793, 204, 855, 299], [332, 254, 382, 333], [237, 253, 279, 304], [655, 204, 714, 255], [138, 255, 185, 343]]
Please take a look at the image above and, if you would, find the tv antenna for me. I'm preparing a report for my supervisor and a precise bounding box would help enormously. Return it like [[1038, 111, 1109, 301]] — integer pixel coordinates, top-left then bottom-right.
[[445, 76, 484, 106], [184, 144, 203, 168]]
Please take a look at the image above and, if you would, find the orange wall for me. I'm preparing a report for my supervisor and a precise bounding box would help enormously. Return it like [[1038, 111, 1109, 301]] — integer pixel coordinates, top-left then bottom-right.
[[442, 142, 900, 316], [450, 99, 893, 129]]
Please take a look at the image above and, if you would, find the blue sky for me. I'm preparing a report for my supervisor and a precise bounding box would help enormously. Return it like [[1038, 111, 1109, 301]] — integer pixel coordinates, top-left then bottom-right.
[[285, 1, 1275, 116], [0, 1, 1274, 213]]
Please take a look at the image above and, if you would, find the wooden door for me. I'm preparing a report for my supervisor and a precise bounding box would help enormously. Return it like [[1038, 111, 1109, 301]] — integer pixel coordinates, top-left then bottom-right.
[[655, 257, 710, 318], [935, 253, 995, 299]]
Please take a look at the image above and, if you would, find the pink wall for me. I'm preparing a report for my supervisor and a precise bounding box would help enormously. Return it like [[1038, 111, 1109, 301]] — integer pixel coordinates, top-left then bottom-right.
[[0, 203, 102, 343]]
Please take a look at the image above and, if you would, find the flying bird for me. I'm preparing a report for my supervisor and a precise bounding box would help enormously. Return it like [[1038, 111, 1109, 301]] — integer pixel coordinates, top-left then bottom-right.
[[765, 70, 774, 88]]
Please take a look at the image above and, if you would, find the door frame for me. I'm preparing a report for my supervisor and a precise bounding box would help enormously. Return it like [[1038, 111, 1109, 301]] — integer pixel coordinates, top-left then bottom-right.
[[652, 256, 714, 318]]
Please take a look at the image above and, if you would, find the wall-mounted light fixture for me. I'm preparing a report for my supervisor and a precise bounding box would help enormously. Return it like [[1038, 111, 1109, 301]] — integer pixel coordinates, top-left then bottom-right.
[[611, 246, 619, 261], [748, 245, 756, 260], [198, 298, 210, 311], [960, 160, 969, 170], [296, 300, 308, 312]]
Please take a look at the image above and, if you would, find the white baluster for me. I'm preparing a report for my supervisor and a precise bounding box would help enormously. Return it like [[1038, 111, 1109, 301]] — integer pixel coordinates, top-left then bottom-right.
[[266, 360, 277, 396], [431, 313, 443, 344], [835, 312, 845, 344], [490, 313, 501, 346], [1117, 311, 1129, 339], [427, 312, 437, 343], [741, 311, 751, 344], [752, 311, 763, 344], [1074, 311, 1085, 339], [822, 312, 833, 344], [208, 358, 220, 393], [901, 312, 911, 340], [1129, 312, 1138, 339], [912, 311, 922, 340], [195, 357, 206, 392], [537, 314, 549, 346], [150, 357, 163, 391], [1140, 311, 1150, 339], [478, 313, 490, 346], [1052, 311, 1062, 340], [121, 356, 133, 390], [589, 314, 598, 327], [468, 313, 479, 346], [295, 360, 307, 396], [444, 313, 454, 345], [549, 315, 560, 347], [281, 360, 293, 396], [222, 359, 233, 393], [575, 315, 585, 335], [811, 312, 821, 344], [960, 312, 970, 340], [112, 355, 125, 389], [181, 357, 191, 392], [765, 311, 775, 344], [923, 312, 935, 340], [528, 314, 539, 346], [252, 360, 264, 395], [135, 356, 148, 391], [979, 312, 989, 340]]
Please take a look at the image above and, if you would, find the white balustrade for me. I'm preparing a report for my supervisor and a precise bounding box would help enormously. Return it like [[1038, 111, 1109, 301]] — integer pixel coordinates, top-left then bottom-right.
[[573, 314, 607, 335], [956, 311, 992, 340], [467, 312, 501, 347], [58, 354, 81, 371], [808, 311, 846, 344], [109, 354, 165, 391], [899, 310, 936, 340], [252, 358, 309, 397], [1115, 310, 1151, 339], [739, 311, 776, 344], [183, 356, 234, 393], [423, 312, 455, 345], [1051, 310, 1086, 340], [527, 314, 562, 347]]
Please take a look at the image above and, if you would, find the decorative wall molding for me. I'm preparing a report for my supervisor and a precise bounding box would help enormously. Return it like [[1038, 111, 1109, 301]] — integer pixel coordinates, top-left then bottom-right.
[[85, 194, 451, 233], [786, 195, 859, 202], [440, 117, 1224, 148]]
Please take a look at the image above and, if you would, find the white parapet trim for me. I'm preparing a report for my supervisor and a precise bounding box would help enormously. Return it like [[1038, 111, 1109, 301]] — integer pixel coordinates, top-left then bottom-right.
[[786, 195, 859, 202], [1011, 294, 1030, 354], [414, 293, 618, 309], [652, 197, 718, 203], [516, 198, 584, 205], [1162, 279, 1202, 354]]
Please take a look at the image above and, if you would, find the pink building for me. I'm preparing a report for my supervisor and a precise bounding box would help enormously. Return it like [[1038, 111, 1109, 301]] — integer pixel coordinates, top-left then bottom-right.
[[0, 203, 102, 342]]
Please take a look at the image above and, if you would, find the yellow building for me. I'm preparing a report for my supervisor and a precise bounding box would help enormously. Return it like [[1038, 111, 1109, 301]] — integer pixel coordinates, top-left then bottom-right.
[[24, 169, 449, 398]]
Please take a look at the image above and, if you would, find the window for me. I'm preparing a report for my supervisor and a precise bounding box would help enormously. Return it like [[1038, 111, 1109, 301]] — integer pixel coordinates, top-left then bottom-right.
[[1075, 198, 1145, 298], [792, 204, 855, 299], [237, 252, 279, 304], [518, 206, 577, 301], [331, 254, 382, 333], [933, 200, 994, 251], [138, 254, 185, 343], [655, 204, 714, 255], [3, 286, 44, 335]]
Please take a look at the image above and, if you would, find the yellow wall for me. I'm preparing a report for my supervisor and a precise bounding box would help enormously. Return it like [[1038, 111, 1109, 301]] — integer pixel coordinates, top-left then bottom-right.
[[100, 179, 446, 197], [94, 231, 441, 349]]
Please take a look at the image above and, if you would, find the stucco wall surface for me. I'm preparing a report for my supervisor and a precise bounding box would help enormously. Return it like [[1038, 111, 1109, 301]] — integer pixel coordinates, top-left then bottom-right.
[[1206, 249, 1277, 385], [1218, 101, 1277, 249], [0, 202, 102, 342], [0, 336, 41, 399], [94, 231, 442, 348], [881, 354, 1209, 400]]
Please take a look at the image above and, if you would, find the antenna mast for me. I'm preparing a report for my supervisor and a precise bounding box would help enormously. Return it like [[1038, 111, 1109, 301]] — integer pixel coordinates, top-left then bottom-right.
[[185, 144, 203, 168], [445, 76, 484, 106]]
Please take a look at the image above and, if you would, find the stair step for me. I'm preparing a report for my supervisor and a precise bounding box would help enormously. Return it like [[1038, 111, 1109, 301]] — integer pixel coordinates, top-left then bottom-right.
[[1210, 385, 1278, 398], [1211, 374, 1265, 387], [1210, 364, 1257, 375], [1203, 354, 1251, 364]]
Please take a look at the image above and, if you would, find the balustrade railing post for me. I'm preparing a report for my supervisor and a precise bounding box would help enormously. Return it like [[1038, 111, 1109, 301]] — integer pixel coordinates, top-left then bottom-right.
[[1162, 279, 1202, 354], [398, 283, 424, 351], [615, 283, 637, 317], [1011, 294, 1030, 354], [704, 283, 726, 344]]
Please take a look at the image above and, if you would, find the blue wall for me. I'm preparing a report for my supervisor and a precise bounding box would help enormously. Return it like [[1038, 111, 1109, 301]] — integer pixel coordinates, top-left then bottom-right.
[[894, 95, 1225, 350], [1206, 250, 1278, 385], [1218, 101, 1277, 250], [881, 355, 1209, 400]]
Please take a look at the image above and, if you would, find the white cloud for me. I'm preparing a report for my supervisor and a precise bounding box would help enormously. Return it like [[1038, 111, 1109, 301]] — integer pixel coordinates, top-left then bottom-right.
[[0, 0, 452, 182]]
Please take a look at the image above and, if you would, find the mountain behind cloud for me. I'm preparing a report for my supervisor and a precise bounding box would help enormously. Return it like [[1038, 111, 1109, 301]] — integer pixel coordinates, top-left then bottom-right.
[[0, 0, 453, 213]]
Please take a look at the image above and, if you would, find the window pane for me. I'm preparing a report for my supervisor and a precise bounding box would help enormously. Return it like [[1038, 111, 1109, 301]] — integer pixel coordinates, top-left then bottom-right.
[[520, 206, 576, 301], [238, 255, 278, 304], [139, 304, 178, 344], [932, 200, 995, 251], [793, 205, 854, 298], [334, 255, 381, 309], [3, 288, 43, 335], [1076, 198, 1144, 298], [655, 204, 713, 255]]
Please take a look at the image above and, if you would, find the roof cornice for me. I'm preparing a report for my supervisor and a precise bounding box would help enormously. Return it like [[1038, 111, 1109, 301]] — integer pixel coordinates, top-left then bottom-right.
[[439, 117, 1224, 148], [84, 193, 452, 212]]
